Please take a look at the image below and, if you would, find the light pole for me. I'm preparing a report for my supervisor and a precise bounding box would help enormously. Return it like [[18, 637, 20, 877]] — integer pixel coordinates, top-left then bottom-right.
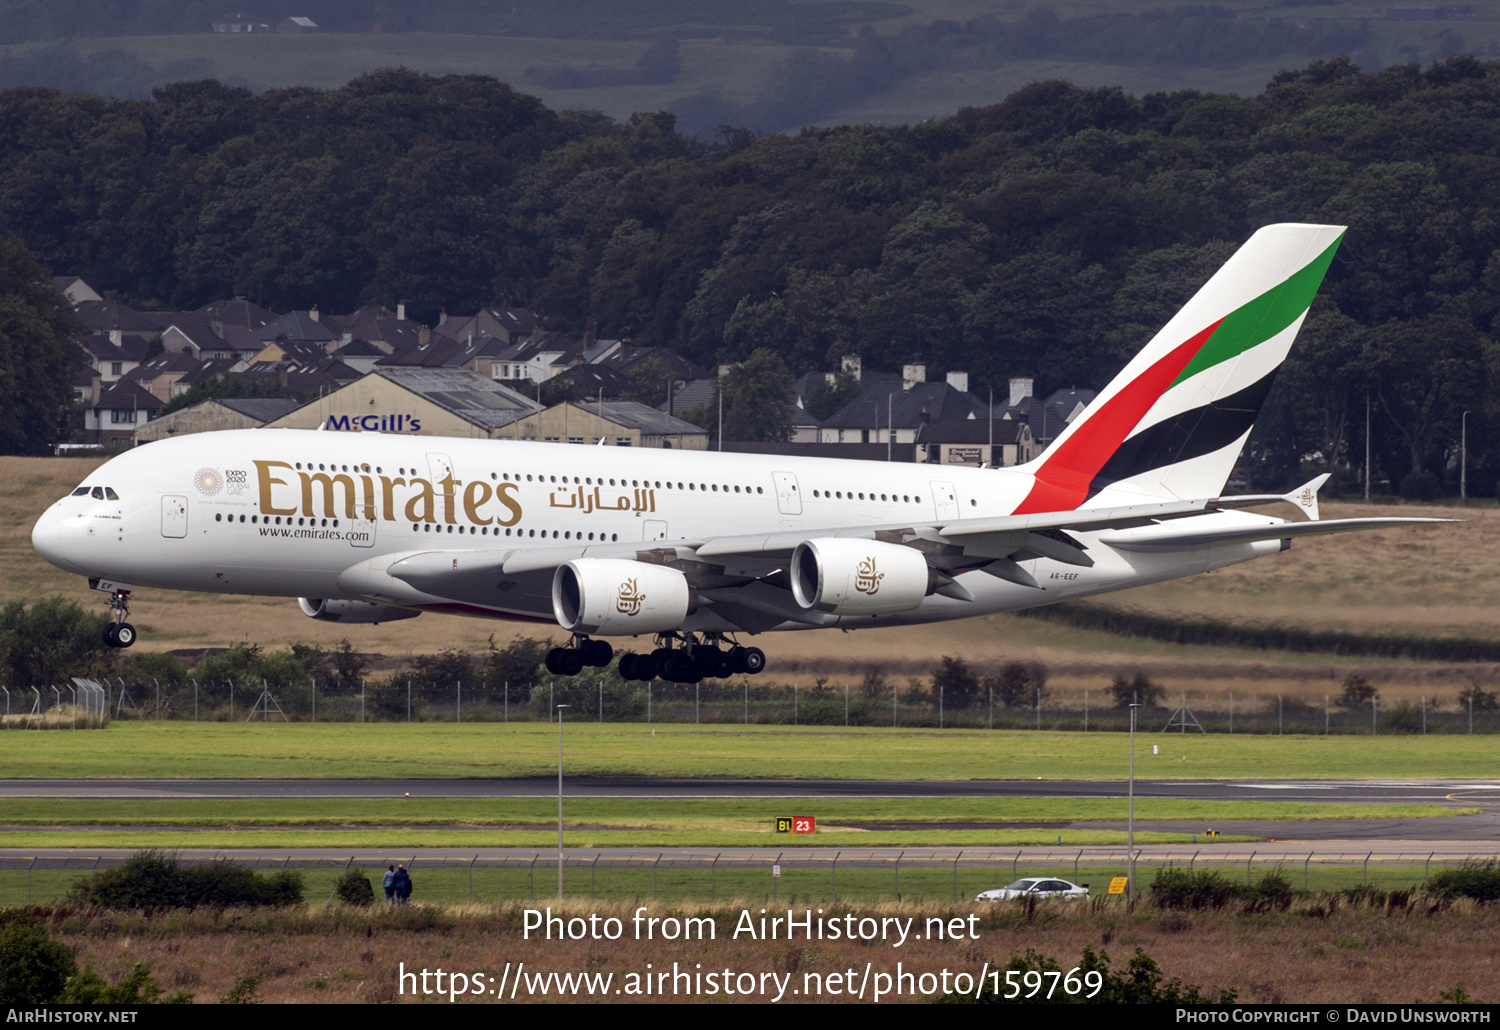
[[1128, 702, 1141, 903], [1462, 410, 1471, 505], [557, 704, 569, 899]]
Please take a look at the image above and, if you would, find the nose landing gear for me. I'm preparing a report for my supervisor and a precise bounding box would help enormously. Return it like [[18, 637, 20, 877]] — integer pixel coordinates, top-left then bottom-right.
[[102, 588, 135, 649]]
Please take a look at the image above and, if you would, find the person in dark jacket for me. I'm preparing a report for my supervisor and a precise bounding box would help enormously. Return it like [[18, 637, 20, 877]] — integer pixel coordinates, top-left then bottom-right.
[[392, 865, 412, 904]]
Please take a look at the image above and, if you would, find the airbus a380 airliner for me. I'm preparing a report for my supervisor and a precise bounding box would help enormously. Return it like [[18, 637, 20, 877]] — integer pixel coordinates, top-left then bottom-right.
[[32, 223, 1448, 683]]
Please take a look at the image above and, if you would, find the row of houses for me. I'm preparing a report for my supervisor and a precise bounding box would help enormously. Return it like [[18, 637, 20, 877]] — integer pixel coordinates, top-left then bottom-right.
[[58, 278, 1092, 466]]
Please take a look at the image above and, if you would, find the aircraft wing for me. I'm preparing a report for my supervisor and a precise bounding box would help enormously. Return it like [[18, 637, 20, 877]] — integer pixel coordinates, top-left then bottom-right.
[[336, 487, 1450, 634], [1097, 515, 1452, 552]]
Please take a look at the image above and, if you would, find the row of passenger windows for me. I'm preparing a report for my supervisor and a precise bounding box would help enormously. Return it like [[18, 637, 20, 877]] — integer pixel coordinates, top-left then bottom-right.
[[812, 489, 922, 504], [410, 524, 620, 542], [215, 514, 341, 527], [71, 486, 120, 500], [295, 462, 374, 473], [211, 510, 620, 543], [482, 470, 763, 495]]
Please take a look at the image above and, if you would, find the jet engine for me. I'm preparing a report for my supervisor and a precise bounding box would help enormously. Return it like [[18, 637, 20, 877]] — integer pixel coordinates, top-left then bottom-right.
[[552, 559, 692, 636], [298, 598, 421, 623], [790, 538, 930, 615]]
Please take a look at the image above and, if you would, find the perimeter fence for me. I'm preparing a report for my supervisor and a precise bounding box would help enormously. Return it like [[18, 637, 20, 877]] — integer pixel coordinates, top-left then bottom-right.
[[2, 849, 1495, 907], [5, 678, 1500, 735]]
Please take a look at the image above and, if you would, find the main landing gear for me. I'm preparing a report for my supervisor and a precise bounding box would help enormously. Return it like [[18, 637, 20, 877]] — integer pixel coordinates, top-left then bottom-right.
[[616, 633, 765, 685], [544, 636, 613, 676], [101, 588, 136, 649], [546, 633, 767, 684]]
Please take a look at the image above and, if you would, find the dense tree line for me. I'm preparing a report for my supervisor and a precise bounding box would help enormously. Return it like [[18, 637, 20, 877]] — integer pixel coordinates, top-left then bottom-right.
[[4, 57, 1500, 491]]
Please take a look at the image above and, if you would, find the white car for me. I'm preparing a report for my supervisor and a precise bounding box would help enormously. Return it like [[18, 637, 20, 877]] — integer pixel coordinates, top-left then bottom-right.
[[975, 878, 1090, 902]]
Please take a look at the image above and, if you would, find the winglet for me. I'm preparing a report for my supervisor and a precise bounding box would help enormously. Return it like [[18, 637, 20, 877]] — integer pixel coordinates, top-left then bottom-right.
[[1283, 473, 1330, 521]]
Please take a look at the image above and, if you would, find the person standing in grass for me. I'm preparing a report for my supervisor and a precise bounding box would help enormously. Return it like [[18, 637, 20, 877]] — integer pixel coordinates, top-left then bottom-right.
[[393, 865, 412, 905], [383, 865, 396, 904]]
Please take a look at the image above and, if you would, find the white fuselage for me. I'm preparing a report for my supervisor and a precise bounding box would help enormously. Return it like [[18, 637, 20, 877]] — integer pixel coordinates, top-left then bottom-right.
[[31, 429, 1284, 634]]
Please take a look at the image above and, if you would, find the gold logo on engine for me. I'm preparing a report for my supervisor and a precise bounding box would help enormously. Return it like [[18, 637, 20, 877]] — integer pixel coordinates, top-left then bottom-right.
[[854, 557, 884, 595], [616, 578, 645, 616]]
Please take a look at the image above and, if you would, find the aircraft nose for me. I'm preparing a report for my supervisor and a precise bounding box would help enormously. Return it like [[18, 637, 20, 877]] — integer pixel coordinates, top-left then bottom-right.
[[31, 504, 74, 573]]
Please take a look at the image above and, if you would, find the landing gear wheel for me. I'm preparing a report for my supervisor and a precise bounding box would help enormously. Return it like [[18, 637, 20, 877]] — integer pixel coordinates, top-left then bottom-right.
[[663, 651, 698, 683], [557, 649, 584, 676], [545, 647, 565, 675], [618, 653, 640, 680], [103, 623, 119, 648], [699, 649, 731, 679], [739, 646, 766, 675], [113, 623, 136, 648], [582, 639, 613, 668], [651, 648, 674, 681]]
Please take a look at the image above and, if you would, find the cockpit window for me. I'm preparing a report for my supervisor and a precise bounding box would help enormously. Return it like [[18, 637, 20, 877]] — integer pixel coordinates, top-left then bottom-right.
[[104, 487, 119, 500], [71, 487, 89, 496], [91, 487, 104, 500]]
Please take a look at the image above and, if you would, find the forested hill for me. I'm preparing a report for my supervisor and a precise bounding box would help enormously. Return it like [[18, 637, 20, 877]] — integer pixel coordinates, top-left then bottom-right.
[[2, 57, 1498, 493]]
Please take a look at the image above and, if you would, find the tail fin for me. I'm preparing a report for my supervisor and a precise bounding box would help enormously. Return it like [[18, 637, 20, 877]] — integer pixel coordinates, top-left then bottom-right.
[[1015, 223, 1345, 513]]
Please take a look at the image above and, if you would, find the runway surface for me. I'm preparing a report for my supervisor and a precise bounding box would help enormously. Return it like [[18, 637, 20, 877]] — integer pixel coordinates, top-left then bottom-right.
[[6, 776, 1500, 803]]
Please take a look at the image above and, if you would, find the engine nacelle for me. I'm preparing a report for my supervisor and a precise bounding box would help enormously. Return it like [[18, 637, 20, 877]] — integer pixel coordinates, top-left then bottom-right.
[[298, 598, 421, 624], [790, 538, 930, 615], [552, 559, 692, 636]]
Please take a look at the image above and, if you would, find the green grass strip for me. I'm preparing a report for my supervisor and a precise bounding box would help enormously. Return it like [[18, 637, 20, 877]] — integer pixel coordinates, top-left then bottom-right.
[[1, 722, 1497, 780], [0, 797, 1466, 827]]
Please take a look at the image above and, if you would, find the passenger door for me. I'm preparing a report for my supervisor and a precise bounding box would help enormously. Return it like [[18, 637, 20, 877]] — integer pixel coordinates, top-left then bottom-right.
[[773, 472, 802, 515], [930, 480, 959, 519], [160, 495, 187, 538]]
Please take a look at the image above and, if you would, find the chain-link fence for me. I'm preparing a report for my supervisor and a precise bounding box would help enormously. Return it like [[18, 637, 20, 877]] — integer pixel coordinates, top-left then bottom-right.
[[6, 677, 1500, 735]]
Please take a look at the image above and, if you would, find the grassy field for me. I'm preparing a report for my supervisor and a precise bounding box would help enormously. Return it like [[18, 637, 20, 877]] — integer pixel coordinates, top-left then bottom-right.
[[0, 795, 1461, 848], [15, 894, 1497, 1003], [2, 722, 1499, 780], [5, 457, 1497, 703], [0, 861, 1465, 909], [0, 796, 1453, 826]]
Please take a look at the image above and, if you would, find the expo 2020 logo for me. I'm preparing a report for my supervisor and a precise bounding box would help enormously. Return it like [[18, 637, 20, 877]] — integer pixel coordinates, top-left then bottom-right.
[[194, 468, 223, 496]]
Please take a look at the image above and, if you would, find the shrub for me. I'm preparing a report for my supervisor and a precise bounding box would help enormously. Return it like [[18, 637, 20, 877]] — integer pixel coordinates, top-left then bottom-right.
[[0, 910, 77, 1004], [1430, 860, 1500, 903], [1249, 869, 1295, 909], [1148, 868, 1240, 910], [69, 850, 305, 909], [59, 963, 190, 1004], [1458, 683, 1499, 711], [1107, 671, 1165, 708], [335, 870, 375, 907], [989, 661, 1049, 708], [486, 636, 549, 701], [1383, 701, 1424, 733], [0, 596, 114, 686], [932, 656, 981, 708], [1336, 674, 1378, 709], [411, 648, 477, 688], [221, 972, 264, 1004], [1399, 470, 1438, 501], [119, 650, 189, 687]]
